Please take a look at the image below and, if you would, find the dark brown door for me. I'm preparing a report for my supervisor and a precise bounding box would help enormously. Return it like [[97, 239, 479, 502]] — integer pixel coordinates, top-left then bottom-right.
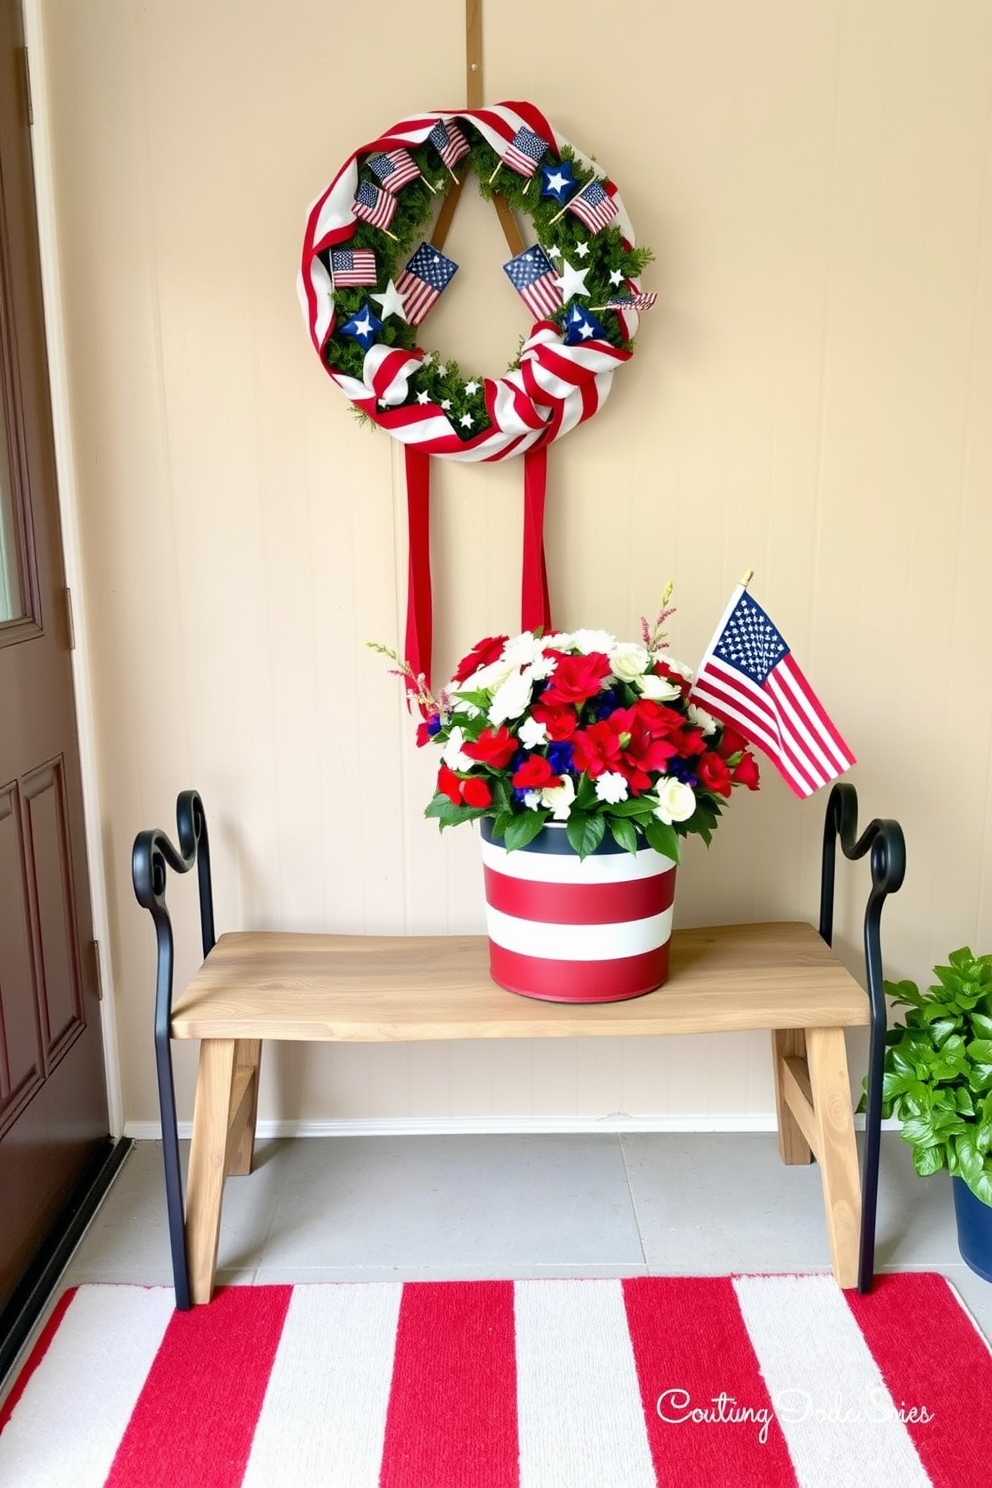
[[0, 0, 109, 1312]]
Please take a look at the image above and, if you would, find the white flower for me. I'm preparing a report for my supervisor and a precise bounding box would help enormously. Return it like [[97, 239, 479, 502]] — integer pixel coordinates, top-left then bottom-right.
[[529, 652, 558, 681], [501, 632, 546, 667], [518, 715, 549, 749], [570, 628, 616, 655], [488, 667, 534, 726], [687, 702, 719, 736], [541, 775, 576, 820], [636, 673, 683, 702], [662, 656, 694, 680], [594, 771, 629, 804], [654, 777, 696, 824], [451, 657, 516, 696], [441, 726, 474, 773], [610, 641, 650, 682], [522, 790, 542, 810]]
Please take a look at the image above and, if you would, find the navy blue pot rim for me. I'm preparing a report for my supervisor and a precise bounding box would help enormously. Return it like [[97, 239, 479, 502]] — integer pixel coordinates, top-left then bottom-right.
[[480, 816, 630, 856]]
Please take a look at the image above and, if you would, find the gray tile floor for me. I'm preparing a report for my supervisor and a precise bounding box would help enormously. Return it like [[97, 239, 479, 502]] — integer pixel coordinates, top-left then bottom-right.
[[45, 1129, 992, 1346]]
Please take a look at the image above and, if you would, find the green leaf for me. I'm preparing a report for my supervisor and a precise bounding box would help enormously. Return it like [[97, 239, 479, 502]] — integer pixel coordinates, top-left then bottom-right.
[[607, 816, 640, 855], [423, 794, 486, 829], [566, 811, 606, 859], [913, 1145, 947, 1177], [971, 1013, 992, 1039], [643, 818, 680, 863], [503, 810, 549, 852]]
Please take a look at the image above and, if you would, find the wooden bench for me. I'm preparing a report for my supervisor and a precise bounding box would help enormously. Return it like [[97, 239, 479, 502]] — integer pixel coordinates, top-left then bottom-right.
[[132, 785, 905, 1310]]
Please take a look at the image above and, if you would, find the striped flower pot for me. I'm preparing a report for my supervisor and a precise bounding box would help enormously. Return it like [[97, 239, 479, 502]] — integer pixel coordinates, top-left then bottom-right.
[[480, 818, 677, 1003]]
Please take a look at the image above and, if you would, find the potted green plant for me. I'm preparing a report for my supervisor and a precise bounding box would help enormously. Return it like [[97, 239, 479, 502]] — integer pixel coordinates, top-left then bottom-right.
[[872, 946, 992, 1281]]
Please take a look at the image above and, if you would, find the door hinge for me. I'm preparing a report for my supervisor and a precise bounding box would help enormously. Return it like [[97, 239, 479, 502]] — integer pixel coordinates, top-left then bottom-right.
[[63, 586, 75, 650], [17, 47, 33, 128], [87, 940, 104, 1001]]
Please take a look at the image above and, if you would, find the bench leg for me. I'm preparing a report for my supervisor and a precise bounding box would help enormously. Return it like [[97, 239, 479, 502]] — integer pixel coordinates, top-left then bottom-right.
[[772, 1029, 813, 1165], [228, 1039, 262, 1177], [777, 1025, 862, 1290], [185, 1038, 261, 1305]]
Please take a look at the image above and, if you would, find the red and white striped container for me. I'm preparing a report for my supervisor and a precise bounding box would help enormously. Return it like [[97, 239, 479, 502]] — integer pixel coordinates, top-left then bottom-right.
[[480, 819, 677, 1003]]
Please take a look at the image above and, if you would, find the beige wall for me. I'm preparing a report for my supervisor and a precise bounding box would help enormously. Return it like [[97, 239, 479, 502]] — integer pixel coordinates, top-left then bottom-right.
[[33, 0, 992, 1131]]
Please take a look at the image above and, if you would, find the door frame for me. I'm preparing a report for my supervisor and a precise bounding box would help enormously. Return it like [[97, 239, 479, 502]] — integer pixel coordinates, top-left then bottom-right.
[[21, 0, 122, 1136]]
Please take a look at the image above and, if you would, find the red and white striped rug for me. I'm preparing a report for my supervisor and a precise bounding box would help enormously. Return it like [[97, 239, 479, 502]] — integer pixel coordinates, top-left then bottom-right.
[[1, 1274, 989, 1487]]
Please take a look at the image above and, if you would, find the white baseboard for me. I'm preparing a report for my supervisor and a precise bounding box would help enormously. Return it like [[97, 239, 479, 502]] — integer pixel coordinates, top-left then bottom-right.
[[124, 1112, 895, 1141]]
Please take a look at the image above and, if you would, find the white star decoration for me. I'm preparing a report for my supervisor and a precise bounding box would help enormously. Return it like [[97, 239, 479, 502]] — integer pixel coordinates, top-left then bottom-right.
[[416, 390, 431, 404], [465, 380, 480, 395], [574, 241, 590, 259], [609, 268, 624, 287], [370, 279, 408, 321], [460, 413, 474, 428], [547, 244, 562, 259], [440, 398, 452, 410], [554, 259, 591, 301]]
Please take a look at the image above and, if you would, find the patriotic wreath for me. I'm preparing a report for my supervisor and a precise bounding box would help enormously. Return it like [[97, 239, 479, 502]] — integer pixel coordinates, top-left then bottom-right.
[[298, 102, 654, 459]]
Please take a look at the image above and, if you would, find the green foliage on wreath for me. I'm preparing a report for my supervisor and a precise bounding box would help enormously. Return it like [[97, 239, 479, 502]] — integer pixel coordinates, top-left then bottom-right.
[[322, 124, 653, 441]]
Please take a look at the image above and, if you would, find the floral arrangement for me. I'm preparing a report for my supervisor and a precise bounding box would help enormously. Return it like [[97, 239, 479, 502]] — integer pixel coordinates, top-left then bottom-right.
[[372, 595, 760, 860]]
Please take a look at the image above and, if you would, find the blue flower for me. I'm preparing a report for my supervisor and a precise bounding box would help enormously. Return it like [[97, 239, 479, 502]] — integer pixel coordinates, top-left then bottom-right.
[[547, 741, 574, 776]]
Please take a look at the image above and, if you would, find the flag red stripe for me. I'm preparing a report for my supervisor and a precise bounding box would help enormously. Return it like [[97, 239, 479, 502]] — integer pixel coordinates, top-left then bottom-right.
[[488, 942, 670, 1001], [378, 1280, 519, 1488], [483, 865, 676, 924], [622, 1276, 801, 1486], [103, 1286, 292, 1488], [692, 663, 822, 798], [844, 1273, 992, 1488], [777, 654, 855, 770]]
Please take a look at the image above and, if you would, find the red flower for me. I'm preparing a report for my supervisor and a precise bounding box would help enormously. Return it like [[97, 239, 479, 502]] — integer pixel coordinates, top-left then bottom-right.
[[437, 763, 465, 805], [540, 650, 613, 707], [732, 752, 761, 790], [571, 718, 622, 778], [654, 659, 692, 696], [461, 776, 493, 808], [436, 763, 492, 809], [531, 702, 578, 740], [697, 751, 733, 798], [462, 726, 517, 769], [511, 755, 562, 790], [452, 635, 508, 683], [717, 724, 750, 760]]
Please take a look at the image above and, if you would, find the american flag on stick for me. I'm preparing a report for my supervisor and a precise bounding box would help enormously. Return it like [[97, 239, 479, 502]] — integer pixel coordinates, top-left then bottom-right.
[[592, 291, 658, 312], [395, 242, 459, 325], [564, 180, 618, 234], [329, 248, 377, 287], [502, 246, 561, 320], [689, 583, 856, 799], [367, 148, 422, 193], [495, 126, 549, 180], [352, 180, 397, 234], [428, 120, 470, 174]]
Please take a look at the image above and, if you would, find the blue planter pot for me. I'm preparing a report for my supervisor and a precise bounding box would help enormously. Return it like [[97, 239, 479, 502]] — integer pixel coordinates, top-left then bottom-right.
[[952, 1176, 992, 1282]]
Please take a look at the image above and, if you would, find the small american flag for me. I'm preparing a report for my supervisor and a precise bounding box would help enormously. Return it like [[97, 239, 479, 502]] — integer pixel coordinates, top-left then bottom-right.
[[502, 246, 561, 320], [503, 126, 549, 178], [329, 248, 377, 287], [395, 242, 459, 325], [563, 303, 607, 345], [690, 586, 856, 798], [352, 180, 397, 233], [367, 148, 421, 193], [603, 290, 657, 311], [566, 180, 618, 234], [428, 120, 470, 171]]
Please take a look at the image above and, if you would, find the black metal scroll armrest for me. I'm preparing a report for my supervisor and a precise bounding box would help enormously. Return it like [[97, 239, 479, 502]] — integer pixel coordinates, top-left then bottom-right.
[[132, 790, 215, 1311], [819, 782, 907, 1293]]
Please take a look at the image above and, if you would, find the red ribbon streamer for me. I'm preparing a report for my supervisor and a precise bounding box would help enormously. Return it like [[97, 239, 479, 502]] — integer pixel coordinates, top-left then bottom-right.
[[404, 446, 554, 689]]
